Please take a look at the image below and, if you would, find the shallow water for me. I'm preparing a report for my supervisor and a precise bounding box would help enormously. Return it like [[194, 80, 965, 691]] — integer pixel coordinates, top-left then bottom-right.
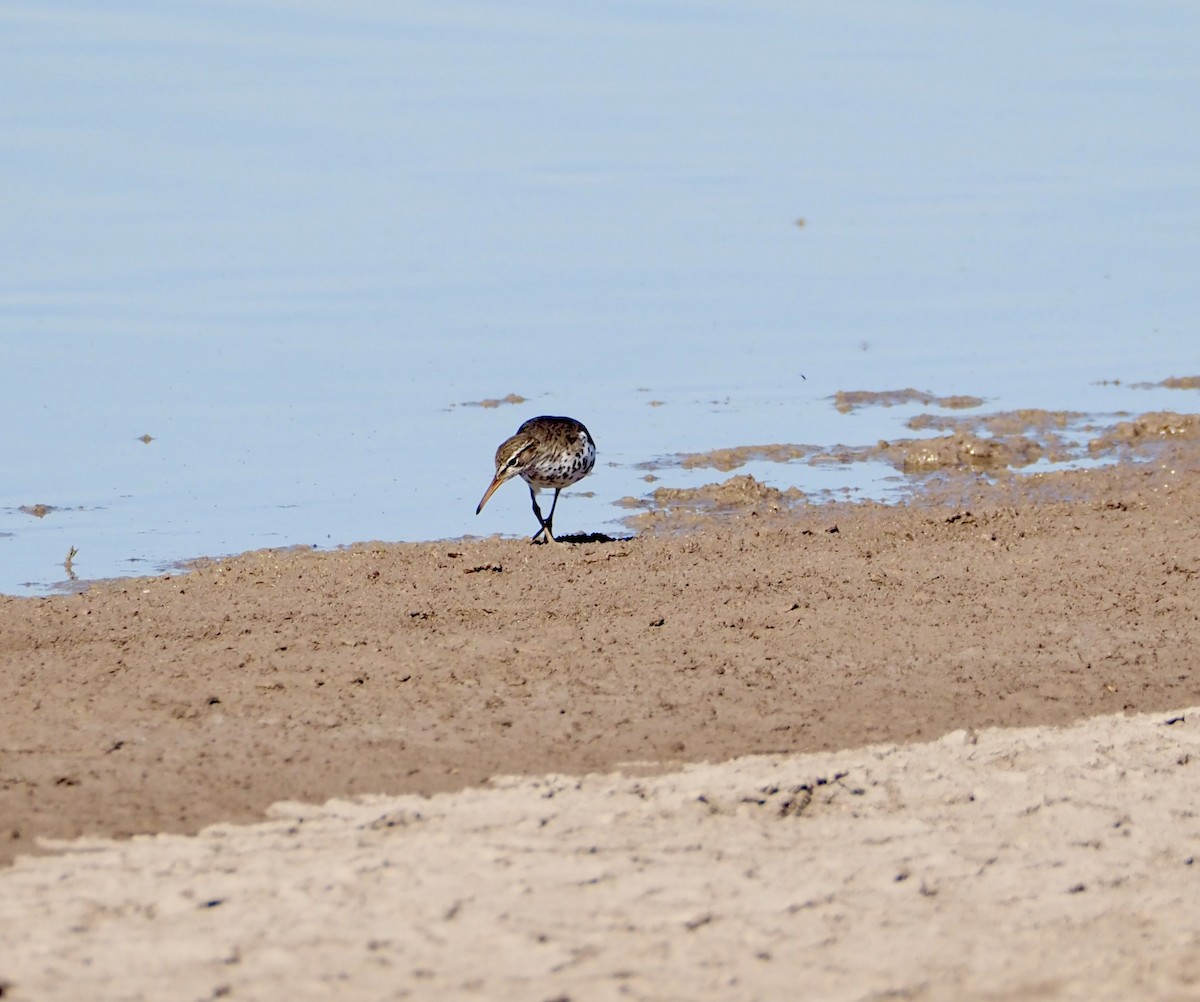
[[2, 2, 1198, 593]]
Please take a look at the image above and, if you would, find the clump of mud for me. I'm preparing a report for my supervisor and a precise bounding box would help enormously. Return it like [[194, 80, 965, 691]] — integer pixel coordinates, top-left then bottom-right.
[[456, 393, 528, 409], [643, 408, 1198, 482], [675, 444, 815, 472], [834, 388, 984, 414], [1124, 375, 1200, 390], [884, 433, 1043, 472], [624, 398, 1200, 528], [899, 409, 1085, 467], [1087, 411, 1200, 455], [907, 408, 1082, 437], [620, 474, 805, 530]]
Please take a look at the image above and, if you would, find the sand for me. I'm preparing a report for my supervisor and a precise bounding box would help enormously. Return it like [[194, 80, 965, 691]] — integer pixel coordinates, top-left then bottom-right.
[[1, 431, 1198, 999]]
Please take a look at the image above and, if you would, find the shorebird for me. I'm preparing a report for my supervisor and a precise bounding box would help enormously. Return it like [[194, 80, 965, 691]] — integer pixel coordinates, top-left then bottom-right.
[[476, 415, 596, 543]]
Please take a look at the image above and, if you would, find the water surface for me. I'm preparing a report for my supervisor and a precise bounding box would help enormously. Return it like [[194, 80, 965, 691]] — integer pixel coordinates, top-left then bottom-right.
[[2, 2, 1198, 592]]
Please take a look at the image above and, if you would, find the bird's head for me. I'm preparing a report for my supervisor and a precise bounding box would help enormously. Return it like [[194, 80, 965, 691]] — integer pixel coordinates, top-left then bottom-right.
[[475, 434, 537, 514]]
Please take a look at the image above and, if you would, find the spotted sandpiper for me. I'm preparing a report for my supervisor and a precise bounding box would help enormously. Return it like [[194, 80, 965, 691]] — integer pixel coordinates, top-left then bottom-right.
[[475, 415, 596, 543]]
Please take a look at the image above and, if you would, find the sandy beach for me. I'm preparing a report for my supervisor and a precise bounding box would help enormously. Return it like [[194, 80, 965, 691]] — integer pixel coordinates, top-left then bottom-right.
[[1, 424, 1198, 999]]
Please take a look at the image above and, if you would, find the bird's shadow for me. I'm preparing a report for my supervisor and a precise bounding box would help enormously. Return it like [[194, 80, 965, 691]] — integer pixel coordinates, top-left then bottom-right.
[[552, 532, 633, 545]]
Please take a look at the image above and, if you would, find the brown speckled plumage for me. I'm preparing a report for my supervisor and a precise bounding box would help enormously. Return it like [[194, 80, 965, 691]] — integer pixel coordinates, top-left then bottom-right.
[[476, 415, 596, 543]]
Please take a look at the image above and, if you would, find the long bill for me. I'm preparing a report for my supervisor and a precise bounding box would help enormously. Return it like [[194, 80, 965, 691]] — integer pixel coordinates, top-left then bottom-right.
[[475, 474, 506, 515]]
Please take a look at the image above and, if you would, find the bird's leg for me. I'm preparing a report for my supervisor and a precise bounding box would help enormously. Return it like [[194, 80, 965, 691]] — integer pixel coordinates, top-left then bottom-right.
[[528, 486, 554, 544], [543, 488, 563, 540]]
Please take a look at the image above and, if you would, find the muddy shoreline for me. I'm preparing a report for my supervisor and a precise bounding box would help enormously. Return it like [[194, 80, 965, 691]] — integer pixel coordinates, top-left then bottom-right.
[[3, 434, 1198, 866]]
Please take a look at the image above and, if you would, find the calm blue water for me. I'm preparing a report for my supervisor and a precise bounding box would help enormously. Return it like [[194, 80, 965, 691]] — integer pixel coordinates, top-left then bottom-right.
[[3, 2, 1198, 593]]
